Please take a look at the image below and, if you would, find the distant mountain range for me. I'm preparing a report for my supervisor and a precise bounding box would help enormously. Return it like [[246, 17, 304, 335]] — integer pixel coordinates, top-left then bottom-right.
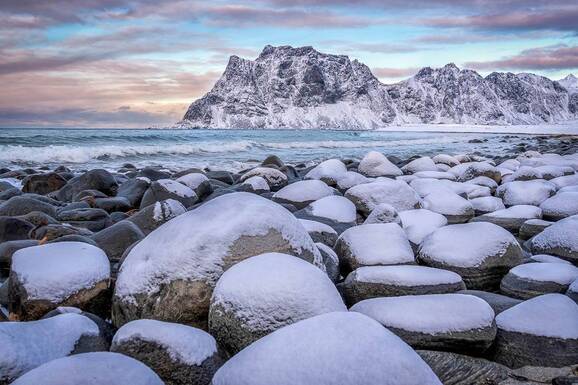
[[176, 45, 578, 129]]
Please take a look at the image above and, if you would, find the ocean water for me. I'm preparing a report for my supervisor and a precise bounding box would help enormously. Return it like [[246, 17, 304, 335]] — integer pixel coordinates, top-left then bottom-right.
[[0, 128, 527, 171]]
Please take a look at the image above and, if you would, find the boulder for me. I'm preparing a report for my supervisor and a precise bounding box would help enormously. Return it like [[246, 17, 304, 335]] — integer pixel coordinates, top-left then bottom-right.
[[140, 179, 197, 209], [304, 159, 348, 185], [116, 178, 150, 208], [111, 319, 223, 385], [0, 240, 38, 274], [209, 253, 345, 355], [56, 169, 118, 202], [423, 192, 474, 224], [567, 279, 578, 304], [540, 192, 578, 221], [94, 196, 132, 212], [240, 176, 270, 193], [211, 312, 442, 385], [127, 198, 186, 235], [0, 217, 33, 243], [418, 222, 524, 290], [315, 242, 340, 283], [21, 173, 66, 195], [239, 167, 288, 190], [458, 290, 522, 314], [398, 209, 447, 246], [57, 208, 110, 232], [358, 151, 402, 177], [272, 180, 336, 209], [401, 156, 437, 174], [471, 205, 542, 233], [433, 154, 460, 167], [299, 219, 338, 247], [0, 196, 57, 218], [176, 173, 213, 199], [500, 262, 578, 300], [529, 215, 578, 263], [113, 193, 322, 329], [519, 219, 552, 240], [345, 179, 422, 215], [496, 180, 556, 207], [363, 203, 402, 225], [91, 221, 144, 262], [301, 195, 356, 223], [351, 294, 496, 354], [470, 196, 506, 215], [493, 294, 578, 368], [335, 171, 370, 191], [451, 162, 501, 183]]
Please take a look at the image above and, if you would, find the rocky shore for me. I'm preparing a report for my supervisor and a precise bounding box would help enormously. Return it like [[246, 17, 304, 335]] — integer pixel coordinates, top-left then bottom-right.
[[0, 137, 577, 385]]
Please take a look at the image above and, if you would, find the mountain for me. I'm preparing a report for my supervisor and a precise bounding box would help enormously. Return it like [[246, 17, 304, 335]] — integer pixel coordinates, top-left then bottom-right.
[[178, 45, 577, 129], [559, 74, 578, 114]]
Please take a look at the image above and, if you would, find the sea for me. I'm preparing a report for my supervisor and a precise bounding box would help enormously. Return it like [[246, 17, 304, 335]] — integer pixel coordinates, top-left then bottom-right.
[[0, 128, 540, 172]]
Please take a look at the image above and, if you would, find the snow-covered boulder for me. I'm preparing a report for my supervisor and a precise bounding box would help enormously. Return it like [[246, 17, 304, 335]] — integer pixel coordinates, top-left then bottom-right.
[[409, 178, 454, 198], [211, 312, 442, 385], [339, 265, 465, 305], [500, 262, 578, 300], [550, 174, 578, 189], [363, 203, 402, 225], [451, 162, 501, 183], [496, 180, 556, 207], [335, 171, 370, 191], [519, 218, 553, 240], [398, 209, 447, 246], [401, 157, 437, 174], [502, 166, 542, 182], [316, 242, 340, 283], [11, 352, 164, 385], [539, 191, 578, 220], [128, 198, 187, 235], [470, 196, 505, 215], [422, 192, 474, 224], [468, 176, 498, 191], [209, 253, 345, 355], [493, 294, 578, 368], [240, 176, 269, 193], [358, 151, 402, 177], [471, 205, 542, 233], [530, 254, 572, 264], [176, 173, 212, 199], [111, 319, 223, 385], [529, 214, 578, 263], [304, 159, 347, 186], [412, 171, 456, 180], [299, 219, 338, 247], [433, 154, 459, 167], [0, 313, 108, 384], [345, 179, 421, 215], [498, 159, 520, 171], [351, 294, 496, 354], [140, 179, 198, 209], [113, 193, 322, 329], [458, 290, 522, 315], [9, 242, 110, 320], [303, 195, 357, 223], [239, 167, 288, 191], [535, 165, 574, 180], [335, 223, 414, 273], [272, 180, 336, 209], [418, 223, 523, 290]]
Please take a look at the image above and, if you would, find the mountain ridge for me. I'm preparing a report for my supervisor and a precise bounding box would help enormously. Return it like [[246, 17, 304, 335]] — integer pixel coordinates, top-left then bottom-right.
[[178, 45, 577, 129]]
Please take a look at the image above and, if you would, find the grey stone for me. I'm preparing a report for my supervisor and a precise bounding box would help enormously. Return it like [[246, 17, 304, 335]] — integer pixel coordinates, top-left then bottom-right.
[[92, 221, 144, 262]]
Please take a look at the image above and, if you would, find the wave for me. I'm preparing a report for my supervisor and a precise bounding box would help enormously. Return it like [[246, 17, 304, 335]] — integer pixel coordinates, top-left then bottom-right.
[[261, 136, 467, 149]]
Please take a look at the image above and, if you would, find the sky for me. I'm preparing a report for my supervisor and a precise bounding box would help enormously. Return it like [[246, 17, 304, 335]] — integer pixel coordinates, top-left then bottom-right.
[[0, 0, 577, 128]]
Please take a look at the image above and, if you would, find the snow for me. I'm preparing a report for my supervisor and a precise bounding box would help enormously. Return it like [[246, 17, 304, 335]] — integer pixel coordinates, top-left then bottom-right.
[[531, 215, 578, 256], [304, 159, 347, 182], [299, 219, 337, 236], [497, 180, 557, 206], [211, 311, 442, 385], [534, 165, 574, 179], [156, 179, 196, 198], [530, 254, 572, 264], [413, 171, 456, 180], [345, 179, 422, 212], [176, 173, 209, 190], [559, 185, 578, 193], [273, 180, 335, 204], [364, 203, 401, 225], [550, 174, 578, 189], [423, 191, 474, 216], [419, 222, 518, 268], [315, 242, 339, 264], [401, 157, 437, 174], [115, 193, 322, 300], [352, 265, 462, 286], [432, 154, 459, 167], [409, 178, 455, 197], [358, 151, 402, 177], [485, 205, 542, 219], [496, 294, 578, 339], [508, 262, 578, 285], [242, 176, 269, 191], [112, 319, 217, 366], [503, 166, 542, 182], [337, 223, 414, 266], [152, 198, 186, 221], [540, 192, 578, 218], [308, 195, 357, 223], [240, 167, 288, 186], [498, 159, 520, 171], [469, 176, 499, 190], [211, 253, 346, 331], [351, 294, 495, 334], [335, 171, 370, 190], [11, 242, 110, 302], [470, 196, 505, 213], [398, 209, 448, 244], [0, 313, 99, 381], [11, 352, 164, 385]]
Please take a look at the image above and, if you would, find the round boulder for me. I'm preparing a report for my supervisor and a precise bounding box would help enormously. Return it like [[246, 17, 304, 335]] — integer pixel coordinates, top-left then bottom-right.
[[500, 262, 578, 300], [345, 179, 422, 215], [140, 179, 197, 209], [272, 180, 336, 209], [529, 214, 578, 263], [358, 151, 402, 177]]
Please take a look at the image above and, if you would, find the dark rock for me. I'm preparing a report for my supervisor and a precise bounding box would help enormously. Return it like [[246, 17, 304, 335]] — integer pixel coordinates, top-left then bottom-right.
[[22, 172, 67, 195], [458, 290, 522, 314], [57, 208, 110, 232], [137, 167, 172, 181], [0, 217, 33, 243], [140, 180, 197, 209], [0, 195, 57, 218], [56, 169, 118, 202], [0, 240, 38, 274], [205, 171, 235, 185], [117, 178, 150, 208], [94, 197, 132, 212], [92, 221, 144, 262]]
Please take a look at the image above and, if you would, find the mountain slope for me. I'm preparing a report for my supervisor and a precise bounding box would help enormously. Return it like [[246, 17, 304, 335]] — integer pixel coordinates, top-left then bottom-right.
[[178, 45, 576, 129]]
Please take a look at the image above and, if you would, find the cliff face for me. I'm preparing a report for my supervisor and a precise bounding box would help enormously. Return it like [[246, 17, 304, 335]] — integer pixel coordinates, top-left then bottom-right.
[[179, 45, 576, 129]]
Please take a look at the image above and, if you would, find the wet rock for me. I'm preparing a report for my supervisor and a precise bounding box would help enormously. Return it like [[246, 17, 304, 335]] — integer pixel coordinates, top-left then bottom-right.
[[21, 173, 67, 195], [92, 221, 144, 262]]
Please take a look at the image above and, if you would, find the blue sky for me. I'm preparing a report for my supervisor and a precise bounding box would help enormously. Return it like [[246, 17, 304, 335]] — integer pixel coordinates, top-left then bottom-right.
[[0, 0, 576, 127]]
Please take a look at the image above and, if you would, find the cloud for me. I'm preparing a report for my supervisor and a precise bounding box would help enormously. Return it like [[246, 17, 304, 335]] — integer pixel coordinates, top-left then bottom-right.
[[465, 44, 578, 71], [372, 67, 419, 79]]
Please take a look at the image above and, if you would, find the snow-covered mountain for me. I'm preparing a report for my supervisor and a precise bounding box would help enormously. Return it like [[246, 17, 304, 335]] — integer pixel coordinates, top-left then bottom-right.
[[178, 45, 577, 129]]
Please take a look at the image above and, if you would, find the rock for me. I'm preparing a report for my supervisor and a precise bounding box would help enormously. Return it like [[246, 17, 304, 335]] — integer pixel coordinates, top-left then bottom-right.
[[509, 365, 578, 385], [10, 352, 164, 385], [417, 350, 511, 385], [0, 217, 33, 243], [272, 180, 336, 209], [57, 208, 110, 232], [540, 192, 578, 221], [503, 166, 543, 182], [0, 187, 22, 200], [398, 209, 447, 246], [470, 196, 506, 215], [208, 253, 345, 355], [413, 170, 456, 180], [335, 223, 414, 274], [116, 178, 150, 208], [315, 242, 340, 283], [550, 174, 578, 189], [94, 196, 132, 212], [471, 205, 542, 233], [113, 193, 322, 329], [56, 169, 118, 202], [567, 279, 578, 304], [496, 180, 556, 207], [402, 156, 437, 174], [31, 223, 93, 242], [299, 219, 338, 247], [304, 159, 348, 186], [493, 294, 578, 368], [530, 254, 572, 264], [339, 265, 465, 306], [345, 179, 422, 215], [9, 242, 111, 320], [41, 306, 116, 344], [21, 173, 66, 195], [0, 240, 38, 274], [206, 171, 235, 185], [240, 176, 269, 193], [0, 313, 109, 384], [73, 189, 108, 202], [500, 262, 578, 299], [452, 162, 501, 183], [91, 221, 144, 262], [127, 198, 186, 235], [0, 196, 57, 218], [335, 171, 370, 191], [363, 203, 402, 225], [358, 151, 402, 177], [519, 218, 553, 240], [351, 294, 496, 354], [239, 167, 288, 190], [423, 191, 474, 224], [433, 154, 460, 167], [458, 290, 522, 314], [418, 222, 524, 290], [140, 179, 198, 209], [301, 195, 357, 223], [529, 215, 578, 263], [111, 319, 223, 385], [211, 312, 442, 385], [469, 175, 499, 191], [261, 154, 284, 168], [176, 173, 213, 199]]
